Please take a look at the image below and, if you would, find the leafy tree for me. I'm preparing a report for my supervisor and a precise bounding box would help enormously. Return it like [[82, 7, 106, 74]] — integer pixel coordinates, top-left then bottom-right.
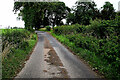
[[67, 1, 99, 25], [101, 1, 116, 20], [47, 2, 70, 29], [67, 13, 76, 25], [13, 2, 70, 30]]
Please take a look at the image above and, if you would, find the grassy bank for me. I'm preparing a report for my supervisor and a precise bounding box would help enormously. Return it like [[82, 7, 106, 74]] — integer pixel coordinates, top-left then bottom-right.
[[2, 29, 37, 78], [50, 17, 120, 79], [51, 32, 120, 79], [51, 33, 108, 78]]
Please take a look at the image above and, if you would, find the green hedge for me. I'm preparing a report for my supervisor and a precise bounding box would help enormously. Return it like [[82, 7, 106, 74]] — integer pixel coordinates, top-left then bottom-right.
[[2, 29, 37, 78], [54, 24, 86, 35], [51, 33, 120, 79], [53, 16, 120, 79], [54, 16, 120, 38], [46, 26, 51, 31]]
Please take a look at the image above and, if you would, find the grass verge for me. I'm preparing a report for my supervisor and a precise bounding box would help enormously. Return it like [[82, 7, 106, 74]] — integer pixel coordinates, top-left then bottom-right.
[[50, 32, 112, 79], [2, 33, 38, 78]]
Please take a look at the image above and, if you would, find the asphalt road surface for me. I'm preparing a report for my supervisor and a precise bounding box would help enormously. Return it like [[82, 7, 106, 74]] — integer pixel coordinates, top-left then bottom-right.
[[15, 31, 98, 78]]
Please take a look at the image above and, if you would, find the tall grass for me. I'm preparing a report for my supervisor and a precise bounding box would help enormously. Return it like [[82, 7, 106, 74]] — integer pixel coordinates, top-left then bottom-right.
[[2, 29, 37, 78], [2, 29, 31, 60]]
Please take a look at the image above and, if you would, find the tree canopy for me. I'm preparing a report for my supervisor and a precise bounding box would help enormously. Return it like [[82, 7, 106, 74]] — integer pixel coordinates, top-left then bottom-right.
[[13, 2, 70, 30], [67, 1, 116, 25], [14, 1, 117, 29], [101, 1, 116, 20], [67, 1, 99, 25]]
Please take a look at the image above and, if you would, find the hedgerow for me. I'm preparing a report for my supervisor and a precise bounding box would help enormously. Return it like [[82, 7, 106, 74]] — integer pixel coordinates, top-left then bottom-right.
[[2, 29, 37, 78], [54, 24, 86, 35], [53, 16, 120, 79]]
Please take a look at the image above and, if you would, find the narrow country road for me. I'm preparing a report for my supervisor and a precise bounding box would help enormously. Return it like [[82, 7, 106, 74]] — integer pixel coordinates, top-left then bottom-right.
[[15, 31, 99, 78]]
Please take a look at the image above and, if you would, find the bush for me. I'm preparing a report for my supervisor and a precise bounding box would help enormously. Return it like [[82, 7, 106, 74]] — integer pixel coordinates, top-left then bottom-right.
[[31, 34, 37, 40], [53, 17, 120, 79], [2, 34, 37, 78], [19, 41, 29, 50], [86, 19, 119, 38], [54, 24, 86, 35], [2, 29, 31, 57], [46, 26, 51, 31], [66, 34, 100, 53]]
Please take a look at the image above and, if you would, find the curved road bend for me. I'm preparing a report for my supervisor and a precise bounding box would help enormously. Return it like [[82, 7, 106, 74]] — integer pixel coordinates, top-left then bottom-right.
[[15, 31, 99, 78]]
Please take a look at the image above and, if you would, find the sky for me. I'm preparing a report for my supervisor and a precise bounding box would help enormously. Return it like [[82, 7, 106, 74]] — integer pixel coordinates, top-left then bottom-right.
[[0, 0, 120, 29]]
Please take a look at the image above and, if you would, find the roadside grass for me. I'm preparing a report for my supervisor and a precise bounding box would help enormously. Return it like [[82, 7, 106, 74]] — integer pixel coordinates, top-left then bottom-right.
[[50, 32, 119, 79], [2, 33, 37, 78], [39, 28, 53, 33]]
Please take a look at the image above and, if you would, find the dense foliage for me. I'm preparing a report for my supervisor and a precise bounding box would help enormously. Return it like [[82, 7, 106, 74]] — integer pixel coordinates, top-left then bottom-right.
[[67, 1, 116, 25], [54, 24, 86, 35], [2, 29, 33, 59], [13, 2, 70, 30], [2, 29, 37, 78], [53, 16, 120, 79], [45, 26, 51, 31], [101, 2, 116, 20]]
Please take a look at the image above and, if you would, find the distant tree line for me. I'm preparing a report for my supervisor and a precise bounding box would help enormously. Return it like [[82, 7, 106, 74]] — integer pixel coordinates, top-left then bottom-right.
[[13, 1, 118, 30], [13, 2, 70, 30], [67, 1, 117, 25]]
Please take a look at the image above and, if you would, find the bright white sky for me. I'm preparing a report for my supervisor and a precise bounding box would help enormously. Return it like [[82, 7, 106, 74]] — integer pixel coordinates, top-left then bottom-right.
[[0, 0, 119, 29]]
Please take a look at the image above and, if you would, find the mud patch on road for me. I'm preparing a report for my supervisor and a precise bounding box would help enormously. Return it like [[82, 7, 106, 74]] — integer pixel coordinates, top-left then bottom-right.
[[44, 37, 69, 78]]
